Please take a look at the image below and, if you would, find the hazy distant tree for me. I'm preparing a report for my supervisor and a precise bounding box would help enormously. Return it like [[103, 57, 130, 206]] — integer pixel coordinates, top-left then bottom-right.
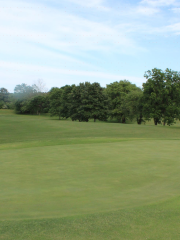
[[0, 88, 9, 102], [0, 100, 4, 109], [33, 79, 47, 93], [14, 83, 38, 99]]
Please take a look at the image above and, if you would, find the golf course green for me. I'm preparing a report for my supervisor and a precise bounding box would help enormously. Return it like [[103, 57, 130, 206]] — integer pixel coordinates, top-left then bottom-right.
[[0, 109, 180, 239]]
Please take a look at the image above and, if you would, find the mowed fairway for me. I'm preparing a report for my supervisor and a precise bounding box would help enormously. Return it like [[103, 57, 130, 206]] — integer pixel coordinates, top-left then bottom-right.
[[0, 109, 180, 239]]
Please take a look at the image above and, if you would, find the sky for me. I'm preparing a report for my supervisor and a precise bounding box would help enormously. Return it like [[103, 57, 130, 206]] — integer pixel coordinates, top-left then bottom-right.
[[0, 0, 180, 92]]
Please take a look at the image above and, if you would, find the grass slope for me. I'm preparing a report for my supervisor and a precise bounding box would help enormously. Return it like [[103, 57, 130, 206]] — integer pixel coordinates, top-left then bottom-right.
[[0, 109, 180, 239]]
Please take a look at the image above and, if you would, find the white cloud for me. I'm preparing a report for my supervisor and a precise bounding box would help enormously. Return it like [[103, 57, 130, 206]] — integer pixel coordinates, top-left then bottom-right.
[[137, 0, 180, 16], [171, 7, 180, 13], [0, 0, 140, 57], [67, 0, 109, 10], [136, 6, 159, 15], [140, 0, 177, 7], [164, 22, 180, 34]]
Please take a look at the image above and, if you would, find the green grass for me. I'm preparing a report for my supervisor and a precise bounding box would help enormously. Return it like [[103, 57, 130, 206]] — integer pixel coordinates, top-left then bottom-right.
[[0, 109, 180, 239]]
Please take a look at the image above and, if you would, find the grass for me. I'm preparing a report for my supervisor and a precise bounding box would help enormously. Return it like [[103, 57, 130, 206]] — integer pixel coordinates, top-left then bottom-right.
[[0, 109, 180, 239]]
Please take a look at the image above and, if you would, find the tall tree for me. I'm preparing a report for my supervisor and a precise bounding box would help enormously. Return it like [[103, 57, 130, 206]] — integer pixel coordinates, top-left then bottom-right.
[[87, 83, 109, 122], [69, 83, 88, 122], [69, 82, 109, 122], [106, 80, 141, 123], [49, 87, 63, 119], [142, 68, 180, 125], [60, 85, 75, 119], [121, 90, 144, 124], [29, 95, 49, 115]]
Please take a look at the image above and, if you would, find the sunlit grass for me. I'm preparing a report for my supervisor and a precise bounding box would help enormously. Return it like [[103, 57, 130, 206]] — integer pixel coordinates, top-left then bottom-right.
[[0, 109, 180, 239]]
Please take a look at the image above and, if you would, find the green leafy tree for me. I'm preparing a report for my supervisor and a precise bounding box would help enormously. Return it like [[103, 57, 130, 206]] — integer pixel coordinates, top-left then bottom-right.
[[0, 100, 4, 109], [29, 95, 49, 115], [6, 93, 16, 109], [162, 68, 180, 125], [106, 80, 141, 123], [142, 68, 180, 125], [69, 82, 109, 122], [49, 87, 63, 119], [60, 85, 75, 119], [121, 90, 144, 124], [14, 99, 31, 114], [87, 83, 109, 122], [69, 83, 88, 122]]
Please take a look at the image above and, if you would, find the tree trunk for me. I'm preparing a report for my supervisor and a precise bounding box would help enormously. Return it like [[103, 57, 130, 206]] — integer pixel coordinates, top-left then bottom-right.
[[122, 116, 126, 123], [137, 117, 141, 125], [154, 118, 158, 125], [94, 118, 96, 122]]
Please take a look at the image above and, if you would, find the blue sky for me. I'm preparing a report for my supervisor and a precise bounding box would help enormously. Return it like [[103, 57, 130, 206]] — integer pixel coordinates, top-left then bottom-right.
[[0, 0, 180, 92]]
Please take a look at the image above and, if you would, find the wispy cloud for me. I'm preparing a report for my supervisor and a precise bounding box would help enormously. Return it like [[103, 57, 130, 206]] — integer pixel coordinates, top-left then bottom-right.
[[0, 0, 179, 91], [0, 0, 141, 56], [67, 0, 109, 10], [136, 5, 160, 15], [164, 22, 180, 34], [140, 0, 177, 7]]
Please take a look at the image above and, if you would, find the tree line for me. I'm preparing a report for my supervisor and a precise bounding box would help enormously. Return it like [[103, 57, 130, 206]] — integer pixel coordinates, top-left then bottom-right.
[[1, 68, 180, 126]]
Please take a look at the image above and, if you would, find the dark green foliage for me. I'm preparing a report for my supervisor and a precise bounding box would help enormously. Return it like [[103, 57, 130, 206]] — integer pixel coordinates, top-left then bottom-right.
[[29, 95, 50, 115], [69, 82, 109, 122], [59, 85, 75, 119], [142, 68, 180, 125], [14, 99, 31, 114], [121, 90, 144, 124], [0, 100, 5, 109], [106, 80, 141, 123], [69, 83, 85, 121], [49, 87, 63, 119], [87, 83, 109, 122]]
